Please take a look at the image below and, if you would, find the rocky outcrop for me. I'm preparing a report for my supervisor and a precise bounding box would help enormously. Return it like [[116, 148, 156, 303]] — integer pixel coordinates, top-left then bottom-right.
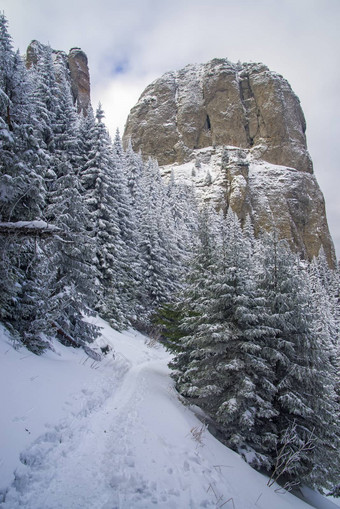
[[68, 48, 91, 114], [160, 147, 335, 264], [26, 41, 91, 115], [123, 59, 312, 173], [26, 40, 44, 68], [123, 58, 335, 266]]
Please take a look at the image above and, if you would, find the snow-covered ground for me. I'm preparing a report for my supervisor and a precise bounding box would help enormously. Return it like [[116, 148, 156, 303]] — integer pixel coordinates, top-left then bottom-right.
[[0, 318, 338, 508]]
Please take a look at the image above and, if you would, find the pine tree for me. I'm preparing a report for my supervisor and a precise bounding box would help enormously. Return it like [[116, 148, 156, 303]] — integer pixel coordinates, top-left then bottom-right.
[[111, 130, 140, 317], [80, 105, 132, 329], [125, 138, 144, 205], [134, 158, 180, 318], [0, 15, 49, 350], [260, 233, 340, 491], [12, 239, 54, 353], [44, 76, 99, 346], [171, 209, 277, 468], [169, 207, 216, 380], [0, 20, 100, 352], [166, 175, 199, 261], [0, 15, 45, 223]]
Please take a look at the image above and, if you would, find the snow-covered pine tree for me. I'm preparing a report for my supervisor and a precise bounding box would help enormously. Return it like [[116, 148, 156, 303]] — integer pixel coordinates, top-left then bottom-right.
[[307, 253, 340, 495], [148, 172, 199, 338], [171, 209, 277, 469], [308, 255, 338, 369], [260, 232, 340, 491], [43, 73, 99, 347], [112, 131, 138, 251], [166, 173, 198, 259], [79, 105, 132, 329], [0, 14, 46, 223], [335, 262, 340, 408], [111, 130, 141, 318], [133, 158, 182, 320], [0, 15, 50, 350], [315, 247, 340, 361], [169, 206, 217, 377], [125, 138, 144, 205], [27, 43, 60, 160], [11, 238, 55, 353]]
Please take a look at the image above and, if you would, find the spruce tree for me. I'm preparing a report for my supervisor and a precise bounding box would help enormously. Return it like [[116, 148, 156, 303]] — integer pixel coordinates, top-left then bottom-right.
[[44, 75, 99, 346], [125, 138, 144, 205], [80, 105, 132, 329], [171, 209, 277, 468], [134, 158, 181, 318], [0, 15, 49, 350], [260, 233, 340, 491]]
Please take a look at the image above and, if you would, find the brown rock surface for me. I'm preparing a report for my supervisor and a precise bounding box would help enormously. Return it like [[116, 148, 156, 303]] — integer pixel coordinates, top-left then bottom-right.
[[161, 147, 335, 265], [26, 40, 43, 68], [26, 42, 91, 115], [123, 59, 313, 173], [124, 59, 335, 265], [68, 48, 91, 114]]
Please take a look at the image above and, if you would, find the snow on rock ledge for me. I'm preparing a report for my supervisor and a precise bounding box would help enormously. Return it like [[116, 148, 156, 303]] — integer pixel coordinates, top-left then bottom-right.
[[123, 59, 335, 265], [160, 147, 336, 265]]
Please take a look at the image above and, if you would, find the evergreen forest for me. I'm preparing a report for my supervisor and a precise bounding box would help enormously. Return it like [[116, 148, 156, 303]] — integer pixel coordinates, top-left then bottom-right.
[[0, 14, 339, 495]]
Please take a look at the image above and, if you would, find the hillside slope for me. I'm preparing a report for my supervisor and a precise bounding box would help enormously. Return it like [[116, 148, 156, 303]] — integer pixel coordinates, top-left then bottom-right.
[[0, 320, 338, 508]]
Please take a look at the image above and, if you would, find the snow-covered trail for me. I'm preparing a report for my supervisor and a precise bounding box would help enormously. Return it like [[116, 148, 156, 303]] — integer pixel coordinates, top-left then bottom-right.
[[0, 318, 334, 509]]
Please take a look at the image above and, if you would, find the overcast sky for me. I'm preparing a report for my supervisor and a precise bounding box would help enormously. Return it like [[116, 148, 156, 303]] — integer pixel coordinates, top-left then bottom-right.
[[2, 0, 340, 258]]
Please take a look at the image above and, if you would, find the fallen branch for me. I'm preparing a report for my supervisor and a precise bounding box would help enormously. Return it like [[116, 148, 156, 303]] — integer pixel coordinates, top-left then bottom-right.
[[51, 322, 101, 361], [51, 321, 79, 347], [0, 221, 61, 238]]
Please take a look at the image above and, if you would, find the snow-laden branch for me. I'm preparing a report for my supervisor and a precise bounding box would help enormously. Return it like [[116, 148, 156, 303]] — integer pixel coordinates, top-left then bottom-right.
[[0, 221, 60, 238]]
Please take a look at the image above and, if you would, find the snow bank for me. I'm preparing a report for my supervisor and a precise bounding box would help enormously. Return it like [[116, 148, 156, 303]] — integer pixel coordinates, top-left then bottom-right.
[[0, 318, 338, 508], [0, 322, 123, 493]]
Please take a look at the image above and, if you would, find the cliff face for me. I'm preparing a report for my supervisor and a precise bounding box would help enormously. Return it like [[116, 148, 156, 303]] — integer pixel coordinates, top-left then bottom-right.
[[124, 59, 312, 173], [26, 41, 91, 115], [67, 48, 91, 114], [123, 58, 335, 265], [160, 146, 333, 264]]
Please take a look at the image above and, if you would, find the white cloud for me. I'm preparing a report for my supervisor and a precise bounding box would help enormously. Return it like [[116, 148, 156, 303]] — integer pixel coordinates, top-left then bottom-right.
[[92, 73, 157, 134]]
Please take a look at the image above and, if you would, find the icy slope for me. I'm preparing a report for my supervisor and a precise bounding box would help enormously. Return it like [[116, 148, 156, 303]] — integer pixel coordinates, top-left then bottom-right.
[[0, 319, 337, 508]]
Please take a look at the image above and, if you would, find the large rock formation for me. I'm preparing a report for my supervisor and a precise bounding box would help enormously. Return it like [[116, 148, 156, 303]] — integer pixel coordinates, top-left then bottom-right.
[[67, 48, 91, 114], [124, 59, 312, 173], [26, 41, 91, 115], [123, 58, 335, 266]]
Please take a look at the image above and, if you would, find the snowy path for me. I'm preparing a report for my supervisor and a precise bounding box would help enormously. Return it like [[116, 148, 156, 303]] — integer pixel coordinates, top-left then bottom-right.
[[0, 318, 335, 509]]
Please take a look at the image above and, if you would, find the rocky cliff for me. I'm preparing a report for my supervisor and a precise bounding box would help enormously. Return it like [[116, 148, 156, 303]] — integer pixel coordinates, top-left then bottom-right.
[[123, 58, 335, 266], [26, 41, 91, 115]]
